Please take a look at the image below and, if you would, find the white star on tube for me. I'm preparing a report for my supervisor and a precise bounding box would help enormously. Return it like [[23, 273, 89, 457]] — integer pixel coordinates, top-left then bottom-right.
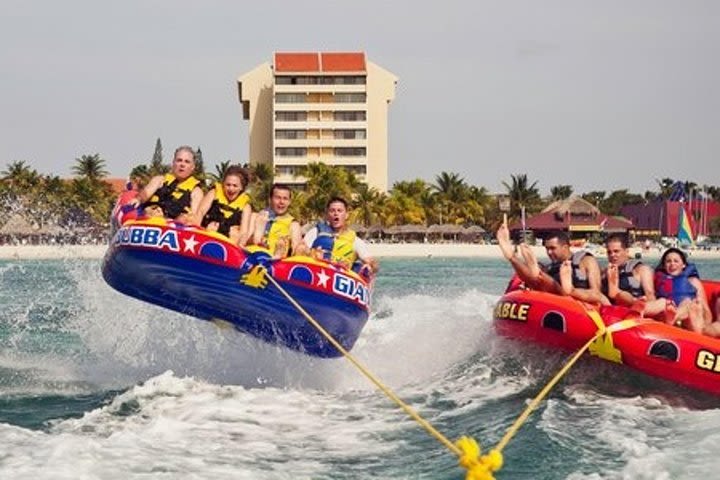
[[317, 269, 330, 288], [183, 235, 199, 253]]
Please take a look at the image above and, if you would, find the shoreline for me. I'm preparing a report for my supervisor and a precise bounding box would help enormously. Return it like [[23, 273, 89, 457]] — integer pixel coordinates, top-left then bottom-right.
[[2, 243, 720, 261]]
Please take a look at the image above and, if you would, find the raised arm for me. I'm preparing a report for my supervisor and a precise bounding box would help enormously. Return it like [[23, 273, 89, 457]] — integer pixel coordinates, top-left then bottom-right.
[[130, 175, 164, 207], [195, 189, 216, 226], [288, 221, 302, 256], [237, 203, 252, 247]]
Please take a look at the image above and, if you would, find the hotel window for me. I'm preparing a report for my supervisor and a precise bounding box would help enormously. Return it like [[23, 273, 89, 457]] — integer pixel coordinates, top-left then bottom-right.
[[335, 147, 366, 157], [276, 93, 308, 103], [276, 147, 307, 157], [342, 165, 367, 175], [275, 111, 307, 121], [334, 93, 366, 103], [274, 76, 318, 85], [275, 130, 307, 139], [276, 166, 300, 176], [334, 111, 366, 121], [334, 129, 366, 139]]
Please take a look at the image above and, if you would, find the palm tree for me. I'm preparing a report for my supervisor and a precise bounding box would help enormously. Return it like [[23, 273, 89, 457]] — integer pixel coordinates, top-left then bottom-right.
[[656, 178, 675, 199], [432, 172, 466, 202], [129, 164, 151, 186], [352, 183, 384, 227], [392, 179, 429, 199], [72, 154, 108, 181], [2, 160, 41, 190], [432, 171, 469, 224], [208, 161, 231, 184], [550, 184, 573, 201], [245, 162, 274, 209], [581, 191, 606, 208], [501, 173, 542, 219]]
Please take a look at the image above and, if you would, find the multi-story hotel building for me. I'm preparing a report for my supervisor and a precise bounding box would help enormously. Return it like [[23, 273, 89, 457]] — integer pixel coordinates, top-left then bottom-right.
[[237, 52, 397, 192]]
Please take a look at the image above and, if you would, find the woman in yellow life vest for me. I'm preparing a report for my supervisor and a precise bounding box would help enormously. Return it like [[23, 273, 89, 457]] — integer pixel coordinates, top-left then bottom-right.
[[196, 166, 252, 246], [251, 184, 302, 258], [130, 146, 203, 222]]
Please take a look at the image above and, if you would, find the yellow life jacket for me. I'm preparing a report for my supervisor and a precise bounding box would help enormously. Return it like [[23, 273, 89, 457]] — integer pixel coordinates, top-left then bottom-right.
[[312, 222, 358, 265], [146, 174, 201, 218], [260, 210, 295, 257], [201, 184, 251, 237]]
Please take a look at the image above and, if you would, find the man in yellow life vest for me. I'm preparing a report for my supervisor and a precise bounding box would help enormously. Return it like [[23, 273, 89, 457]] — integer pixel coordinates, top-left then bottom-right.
[[129, 145, 203, 223], [196, 165, 252, 246], [251, 184, 302, 258], [298, 196, 378, 274]]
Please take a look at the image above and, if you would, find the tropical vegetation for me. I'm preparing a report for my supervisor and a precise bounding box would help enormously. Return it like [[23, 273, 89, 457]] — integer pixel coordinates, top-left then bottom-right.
[[2, 139, 720, 238]]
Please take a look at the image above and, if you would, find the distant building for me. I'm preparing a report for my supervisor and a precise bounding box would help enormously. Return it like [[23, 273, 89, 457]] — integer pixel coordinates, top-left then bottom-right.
[[237, 52, 398, 192], [510, 196, 634, 240], [621, 199, 720, 237]]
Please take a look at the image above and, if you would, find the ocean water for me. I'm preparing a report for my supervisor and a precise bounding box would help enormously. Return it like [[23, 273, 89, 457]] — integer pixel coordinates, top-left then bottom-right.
[[2, 255, 720, 479]]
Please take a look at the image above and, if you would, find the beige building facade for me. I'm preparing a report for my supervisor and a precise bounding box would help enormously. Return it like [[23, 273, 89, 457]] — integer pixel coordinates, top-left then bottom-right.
[[237, 52, 397, 192]]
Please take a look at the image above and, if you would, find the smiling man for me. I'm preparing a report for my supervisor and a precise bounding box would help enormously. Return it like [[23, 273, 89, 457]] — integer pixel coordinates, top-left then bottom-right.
[[299, 196, 378, 274]]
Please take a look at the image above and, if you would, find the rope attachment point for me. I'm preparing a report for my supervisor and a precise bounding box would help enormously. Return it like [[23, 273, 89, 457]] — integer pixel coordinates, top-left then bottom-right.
[[456, 436, 503, 480]]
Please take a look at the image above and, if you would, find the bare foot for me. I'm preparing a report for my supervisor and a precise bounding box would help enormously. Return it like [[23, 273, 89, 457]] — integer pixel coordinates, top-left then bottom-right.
[[704, 321, 720, 338], [687, 300, 707, 333], [559, 260, 573, 296], [273, 236, 289, 258], [496, 224, 515, 260], [606, 265, 620, 300], [519, 244, 541, 281], [629, 298, 646, 317], [663, 300, 678, 325]]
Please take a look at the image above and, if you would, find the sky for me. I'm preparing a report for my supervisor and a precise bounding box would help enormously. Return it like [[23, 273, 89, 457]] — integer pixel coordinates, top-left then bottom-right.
[[1, 0, 718, 195]]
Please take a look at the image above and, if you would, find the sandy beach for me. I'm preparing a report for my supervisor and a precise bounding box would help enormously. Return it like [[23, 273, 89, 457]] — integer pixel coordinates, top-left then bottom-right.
[[2, 242, 719, 261]]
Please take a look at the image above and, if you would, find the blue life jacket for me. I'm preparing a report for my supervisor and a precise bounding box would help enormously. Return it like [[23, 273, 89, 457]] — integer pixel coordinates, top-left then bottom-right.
[[654, 263, 699, 305]]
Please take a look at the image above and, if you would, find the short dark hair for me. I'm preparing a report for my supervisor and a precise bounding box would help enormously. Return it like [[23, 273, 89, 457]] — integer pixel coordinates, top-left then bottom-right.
[[270, 183, 292, 198], [545, 230, 569, 246], [605, 234, 628, 249], [326, 196, 348, 210]]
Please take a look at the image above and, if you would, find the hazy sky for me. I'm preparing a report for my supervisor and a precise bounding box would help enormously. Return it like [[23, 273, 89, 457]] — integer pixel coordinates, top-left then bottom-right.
[[1, 1, 718, 195]]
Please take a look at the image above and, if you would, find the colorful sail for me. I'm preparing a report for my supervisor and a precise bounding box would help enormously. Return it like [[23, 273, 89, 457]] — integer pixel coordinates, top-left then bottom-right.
[[677, 205, 695, 246]]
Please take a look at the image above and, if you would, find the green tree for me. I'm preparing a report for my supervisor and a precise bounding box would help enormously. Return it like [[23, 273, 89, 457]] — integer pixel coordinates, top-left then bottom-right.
[[149, 138, 168, 175], [600, 189, 644, 215], [502, 173, 542, 219], [72, 154, 108, 181], [296, 163, 354, 222], [432, 171, 469, 224], [2, 160, 41, 191], [704, 185, 720, 202], [195, 146, 207, 186], [550, 184, 573, 201], [352, 183, 384, 227], [656, 177, 675, 199], [70, 154, 114, 223], [245, 162, 274, 210], [391, 179, 429, 199], [208, 161, 231, 184], [129, 164, 151, 186], [581, 191, 606, 208]]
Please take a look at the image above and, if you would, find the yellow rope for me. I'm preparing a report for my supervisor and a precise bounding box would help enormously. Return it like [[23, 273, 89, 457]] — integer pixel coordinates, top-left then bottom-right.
[[263, 272, 462, 457], [262, 266, 641, 480], [494, 317, 640, 453]]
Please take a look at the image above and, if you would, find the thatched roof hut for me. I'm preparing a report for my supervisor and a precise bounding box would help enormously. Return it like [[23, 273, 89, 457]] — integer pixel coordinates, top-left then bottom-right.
[[0, 214, 37, 235]]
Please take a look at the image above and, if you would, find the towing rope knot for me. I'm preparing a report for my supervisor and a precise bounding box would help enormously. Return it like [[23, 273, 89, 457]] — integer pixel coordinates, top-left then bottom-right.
[[456, 436, 503, 480]]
